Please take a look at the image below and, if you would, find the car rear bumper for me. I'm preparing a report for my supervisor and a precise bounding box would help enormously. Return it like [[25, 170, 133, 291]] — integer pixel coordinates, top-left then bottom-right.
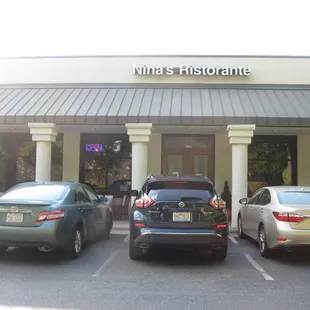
[[132, 227, 227, 249], [269, 227, 310, 248], [0, 221, 65, 248]]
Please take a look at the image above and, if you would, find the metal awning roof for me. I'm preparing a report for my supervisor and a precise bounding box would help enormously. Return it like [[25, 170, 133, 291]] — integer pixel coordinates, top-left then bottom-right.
[[0, 86, 310, 126]]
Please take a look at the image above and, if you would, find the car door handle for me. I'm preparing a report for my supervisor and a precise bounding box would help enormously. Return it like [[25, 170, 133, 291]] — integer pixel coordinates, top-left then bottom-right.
[[260, 209, 263, 213]]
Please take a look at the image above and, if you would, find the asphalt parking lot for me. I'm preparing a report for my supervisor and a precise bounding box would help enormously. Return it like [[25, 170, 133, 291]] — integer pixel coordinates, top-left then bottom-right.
[[0, 223, 310, 310]]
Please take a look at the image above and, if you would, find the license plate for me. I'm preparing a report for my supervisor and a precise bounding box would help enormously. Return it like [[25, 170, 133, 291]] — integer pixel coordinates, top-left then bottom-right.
[[173, 212, 191, 222], [6, 213, 23, 223]]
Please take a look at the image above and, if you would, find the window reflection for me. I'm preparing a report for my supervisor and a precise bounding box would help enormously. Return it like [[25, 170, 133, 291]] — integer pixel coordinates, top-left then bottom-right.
[[0, 134, 63, 191], [248, 136, 297, 196], [80, 134, 132, 192]]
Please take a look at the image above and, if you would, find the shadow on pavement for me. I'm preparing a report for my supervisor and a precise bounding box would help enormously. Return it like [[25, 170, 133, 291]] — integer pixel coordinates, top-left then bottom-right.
[[240, 235, 310, 266], [140, 246, 227, 267]]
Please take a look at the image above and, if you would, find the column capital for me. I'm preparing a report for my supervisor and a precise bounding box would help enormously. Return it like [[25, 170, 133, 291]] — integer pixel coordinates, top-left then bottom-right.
[[28, 122, 59, 142], [125, 123, 153, 143], [227, 124, 256, 144]]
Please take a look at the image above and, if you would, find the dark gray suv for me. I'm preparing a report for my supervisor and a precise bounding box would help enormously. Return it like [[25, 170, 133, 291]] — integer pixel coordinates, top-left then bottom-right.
[[129, 175, 229, 261]]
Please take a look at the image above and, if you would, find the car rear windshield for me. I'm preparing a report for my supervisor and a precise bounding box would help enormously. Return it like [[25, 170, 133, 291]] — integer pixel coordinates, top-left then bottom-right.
[[0, 184, 69, 201], [277, 191, 310, 204], [148, 189, 214, 202], [147, 181, 214, 192]]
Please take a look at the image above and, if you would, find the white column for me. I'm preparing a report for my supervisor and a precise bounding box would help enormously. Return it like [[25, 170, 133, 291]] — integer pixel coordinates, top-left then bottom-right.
[[227, 124, 256, 230], [62, 132, 81, 182], [28, 123, 58, 182], [126, 123, 153, 192]]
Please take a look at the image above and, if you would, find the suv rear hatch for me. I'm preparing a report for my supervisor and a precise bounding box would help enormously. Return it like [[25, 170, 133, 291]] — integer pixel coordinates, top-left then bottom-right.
[[137, 180, 226, 229]]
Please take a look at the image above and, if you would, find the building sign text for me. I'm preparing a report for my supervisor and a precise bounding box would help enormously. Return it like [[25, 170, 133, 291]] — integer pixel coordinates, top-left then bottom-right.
[[133, 64, 251, 76]]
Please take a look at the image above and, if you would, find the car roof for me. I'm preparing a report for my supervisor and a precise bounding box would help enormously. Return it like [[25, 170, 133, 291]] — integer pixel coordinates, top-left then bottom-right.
[[263, 185, 310, 192], [13, 181, 81, 188], [144, 174, 213, 184]]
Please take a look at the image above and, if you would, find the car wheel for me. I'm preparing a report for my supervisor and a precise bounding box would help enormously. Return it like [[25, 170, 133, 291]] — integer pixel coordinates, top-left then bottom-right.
[[102, 214, 112, 240], [66, 225, 83, 259], [212, 243, 227, 261], [129, 236, 143, 260], [258, 224, 271, 258], [237, 215, 246, 239]]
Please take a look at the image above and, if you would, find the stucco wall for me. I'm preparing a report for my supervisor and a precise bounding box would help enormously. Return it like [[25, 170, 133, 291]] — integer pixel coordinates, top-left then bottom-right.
[[1, 56, 310, 85], [147, 133, 162, 175]]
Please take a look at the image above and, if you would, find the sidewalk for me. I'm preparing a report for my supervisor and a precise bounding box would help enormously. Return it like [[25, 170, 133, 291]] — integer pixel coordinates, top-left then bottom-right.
[[112, 220, 238, 234]]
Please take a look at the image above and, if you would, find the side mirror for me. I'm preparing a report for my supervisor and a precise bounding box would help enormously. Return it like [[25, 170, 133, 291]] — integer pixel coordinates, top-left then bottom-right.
[[130, 190, 138, 197], [239, 198, 248, 205]]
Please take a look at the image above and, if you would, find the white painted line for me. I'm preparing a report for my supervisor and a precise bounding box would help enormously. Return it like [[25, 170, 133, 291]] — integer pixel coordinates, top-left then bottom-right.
[[123, 235, 129, 243], [244, 252, 275, 281], [92, 250, 118, 277], [228, 236, 239, 246]]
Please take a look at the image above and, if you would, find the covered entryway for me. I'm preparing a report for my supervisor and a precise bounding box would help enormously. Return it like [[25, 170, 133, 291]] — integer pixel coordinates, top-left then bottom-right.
[[1, 85, 310, 229]]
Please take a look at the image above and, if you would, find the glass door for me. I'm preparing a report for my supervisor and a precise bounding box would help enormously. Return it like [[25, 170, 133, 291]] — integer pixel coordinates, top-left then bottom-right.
[[162, 135, 215, 180]]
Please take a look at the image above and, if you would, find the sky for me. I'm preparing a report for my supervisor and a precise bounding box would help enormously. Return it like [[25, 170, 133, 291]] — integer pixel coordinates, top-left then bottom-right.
[[0, 0, 309, 57]]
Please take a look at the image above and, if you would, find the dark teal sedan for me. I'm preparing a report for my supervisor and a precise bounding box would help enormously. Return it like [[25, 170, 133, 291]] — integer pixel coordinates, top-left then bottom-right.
[[0, 181, 113, 258]]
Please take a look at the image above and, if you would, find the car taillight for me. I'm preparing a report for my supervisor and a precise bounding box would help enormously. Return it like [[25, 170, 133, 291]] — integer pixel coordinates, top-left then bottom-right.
[[210, 196, 226, 209], [216, 223, 227, 228], [135, 193, 154, 209], [272, 212, 304, 223], [36, 210, 65, 222]]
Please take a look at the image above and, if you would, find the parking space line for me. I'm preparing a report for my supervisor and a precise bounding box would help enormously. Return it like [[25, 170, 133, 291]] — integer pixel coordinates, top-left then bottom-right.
[[123, 235, 129, 243], [228, 236, 239, 246], [92, 250, 118, 277], [244, 252, 275, 281]]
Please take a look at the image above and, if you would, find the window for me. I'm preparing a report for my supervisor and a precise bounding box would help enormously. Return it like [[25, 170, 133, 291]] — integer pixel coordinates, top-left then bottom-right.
[[248, 136, 297, 196], [84, 186, 99, 202], [258, 190, 271, 205], [0, 184, 68, 201], [277, 191, 310, 205], [146, 181, 214, 193], [248, 189, 263, 205], [148, 189, 214, 203], [75, 186, 90, 203]]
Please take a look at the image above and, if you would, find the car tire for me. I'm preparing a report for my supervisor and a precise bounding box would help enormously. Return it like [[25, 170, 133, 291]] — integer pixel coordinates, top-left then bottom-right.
[[258, 224, 271, 258], [66, 224, 83, 259], [237, 215, 246, 239], [212, 243, 227, 261], [129, 236, 143, 260], [102, 214, 112, 240]]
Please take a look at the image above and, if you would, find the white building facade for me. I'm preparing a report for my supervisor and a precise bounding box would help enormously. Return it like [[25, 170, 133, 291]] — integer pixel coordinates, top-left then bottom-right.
[[0, 55, 310, 229]]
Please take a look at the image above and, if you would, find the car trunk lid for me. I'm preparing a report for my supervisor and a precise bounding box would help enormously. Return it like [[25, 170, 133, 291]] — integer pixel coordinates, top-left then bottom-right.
[[141, 180, 225, 228], [277, 190, 310, 230], [0, 200, 53, 227]]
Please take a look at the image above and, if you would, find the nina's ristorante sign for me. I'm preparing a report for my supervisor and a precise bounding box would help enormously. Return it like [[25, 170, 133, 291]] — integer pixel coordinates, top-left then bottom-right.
[[133, 64, 251, 76]]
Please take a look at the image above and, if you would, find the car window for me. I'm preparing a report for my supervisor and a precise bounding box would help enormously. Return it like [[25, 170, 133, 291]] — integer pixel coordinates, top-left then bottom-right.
[[148, 189, 214, 203], [248, 189, 264, 205], [83, 186, 99, 202], [75, 186, 90, 203], [277, 191, 310, 205], [146, 181, 215, 195], [0, 184, 69, 201], [257, 189, 271, 205]]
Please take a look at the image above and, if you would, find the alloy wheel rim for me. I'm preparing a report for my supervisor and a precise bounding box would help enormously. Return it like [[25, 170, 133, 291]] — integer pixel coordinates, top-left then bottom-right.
[[74, 230, 82, 253], [259, 228, 265, 252]]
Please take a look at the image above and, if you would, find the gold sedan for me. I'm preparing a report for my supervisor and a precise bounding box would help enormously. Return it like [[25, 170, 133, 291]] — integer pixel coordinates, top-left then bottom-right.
[[237, 186, 310, 258]]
